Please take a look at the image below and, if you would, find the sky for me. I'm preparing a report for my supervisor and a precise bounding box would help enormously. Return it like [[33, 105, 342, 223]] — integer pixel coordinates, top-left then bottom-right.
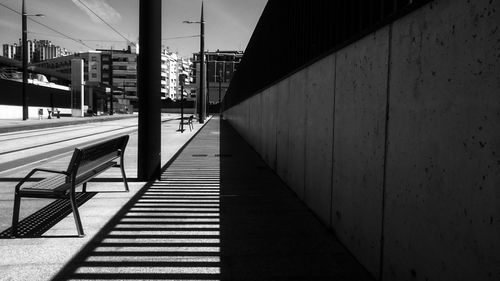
[[0, 0, 268, 58]]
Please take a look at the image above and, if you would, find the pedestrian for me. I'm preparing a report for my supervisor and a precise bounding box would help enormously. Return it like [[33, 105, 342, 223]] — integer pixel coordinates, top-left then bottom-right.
[[38, 108, 43, 120], [87, 106, 95, 117]]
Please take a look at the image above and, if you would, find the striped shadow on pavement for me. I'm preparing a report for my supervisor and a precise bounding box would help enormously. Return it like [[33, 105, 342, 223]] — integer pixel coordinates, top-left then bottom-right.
[[52, 118, 222, 281]]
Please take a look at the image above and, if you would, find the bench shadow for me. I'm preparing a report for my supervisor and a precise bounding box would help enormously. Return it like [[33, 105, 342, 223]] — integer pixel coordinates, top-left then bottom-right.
[[0, 192, 97, 239]]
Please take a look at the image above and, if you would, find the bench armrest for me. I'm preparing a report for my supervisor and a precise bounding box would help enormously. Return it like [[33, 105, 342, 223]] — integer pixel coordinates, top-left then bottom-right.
[[15, 168, 69, 191]]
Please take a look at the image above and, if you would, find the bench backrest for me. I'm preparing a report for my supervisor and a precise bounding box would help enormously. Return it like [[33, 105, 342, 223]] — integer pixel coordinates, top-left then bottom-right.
[[66, 135, 129, 178]]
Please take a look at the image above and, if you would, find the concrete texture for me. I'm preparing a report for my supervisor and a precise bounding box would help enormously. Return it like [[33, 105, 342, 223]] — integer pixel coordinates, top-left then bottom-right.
[[261, 88, 278, 170], [286, 71, 307, 200], [276, 79, 291, 186], [304, 54, 335, 225], [332, 27, 390, 278], [248, 92, 263, 156], [223, 0, 500, 280], [0, 115, 209, 281], [384, 0, 500, 280]]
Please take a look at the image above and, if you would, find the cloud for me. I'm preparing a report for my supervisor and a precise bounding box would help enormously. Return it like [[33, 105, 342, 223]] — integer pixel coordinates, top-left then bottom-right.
[[71, 0, 121, 24]]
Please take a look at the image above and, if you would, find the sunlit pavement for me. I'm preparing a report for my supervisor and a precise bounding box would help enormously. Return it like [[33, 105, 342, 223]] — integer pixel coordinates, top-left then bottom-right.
[[0, 114, 142, 134], [0, 114, 210, 281], [0, 115, 373, 281]]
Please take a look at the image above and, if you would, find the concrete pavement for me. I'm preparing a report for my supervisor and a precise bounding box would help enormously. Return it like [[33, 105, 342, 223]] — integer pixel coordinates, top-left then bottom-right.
[[0, 114, 140, 134], [0, 115, 373, 280], [52, 116, 373, 281], [0, 114, 210, 281]]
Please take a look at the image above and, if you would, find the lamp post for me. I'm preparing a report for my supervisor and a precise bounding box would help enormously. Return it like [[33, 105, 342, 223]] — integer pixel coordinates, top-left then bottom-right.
[[218, 69, 222, 113], [21, 0, 44, 120], [183, 1, 205, 123], [179, 73, 186, 132]]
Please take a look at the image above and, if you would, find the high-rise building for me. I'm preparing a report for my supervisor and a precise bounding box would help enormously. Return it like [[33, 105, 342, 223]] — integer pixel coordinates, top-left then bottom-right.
[[1, 39, 69, 63], [161, 50, 179, 100], [2, 44, 17, 60]]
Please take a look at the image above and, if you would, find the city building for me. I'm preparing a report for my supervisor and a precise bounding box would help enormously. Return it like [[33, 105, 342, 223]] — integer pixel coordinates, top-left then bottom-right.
[[192, 50, 243, 104], [2, 44, 18, 60], [177, 56, 193, 100], [161, 50, 179, 100], [2, 39, 69, 63], [33, 45, 192, 112]]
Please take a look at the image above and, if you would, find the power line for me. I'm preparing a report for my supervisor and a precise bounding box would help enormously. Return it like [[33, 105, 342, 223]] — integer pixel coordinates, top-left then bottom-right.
[[28, 17, 92, 48], [162, 35, 200, 40], [0, 2, 92, 49], [30, 31, 199, 43], [75, 0, 132, 44], [28, 31, 126, 42]]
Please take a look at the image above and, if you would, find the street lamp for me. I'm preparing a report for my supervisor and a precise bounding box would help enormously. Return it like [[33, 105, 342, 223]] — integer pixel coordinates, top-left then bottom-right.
[[22, 0, 44, 120], [218, 69, 222, 109], [179, 73, 187, 132], [182, 1, 205, 123]]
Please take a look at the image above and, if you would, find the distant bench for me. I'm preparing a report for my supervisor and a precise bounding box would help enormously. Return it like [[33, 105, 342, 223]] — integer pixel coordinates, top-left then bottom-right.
[[178, 115, 194, 132], [11, 135, 130, 238]]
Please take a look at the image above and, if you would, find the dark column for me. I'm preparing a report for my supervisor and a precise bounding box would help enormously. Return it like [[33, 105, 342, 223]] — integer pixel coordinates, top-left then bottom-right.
[[22, 0, 28, 120], [138, 0, 161, 181], [199, 2, 206, 123]]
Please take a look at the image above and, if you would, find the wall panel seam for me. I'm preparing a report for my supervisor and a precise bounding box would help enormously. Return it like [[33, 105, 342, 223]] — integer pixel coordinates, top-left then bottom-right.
[[379, 23, 394, 281]]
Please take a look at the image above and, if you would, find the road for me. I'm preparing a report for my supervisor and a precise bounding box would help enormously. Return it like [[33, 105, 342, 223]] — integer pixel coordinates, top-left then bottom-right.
[[0, 115, 178, 176]]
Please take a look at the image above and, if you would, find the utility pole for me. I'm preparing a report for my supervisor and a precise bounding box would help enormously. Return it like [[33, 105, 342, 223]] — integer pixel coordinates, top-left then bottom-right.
[[218, 69, 222, 113], [199, 1, 206, 123], [179, 73, 186, 132], [21, 0, 28, 120]]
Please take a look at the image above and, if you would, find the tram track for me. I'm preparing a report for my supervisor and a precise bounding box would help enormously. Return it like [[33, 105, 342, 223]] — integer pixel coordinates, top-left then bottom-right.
[[0, 124, 138, 156], [0, 117, 179, 175]]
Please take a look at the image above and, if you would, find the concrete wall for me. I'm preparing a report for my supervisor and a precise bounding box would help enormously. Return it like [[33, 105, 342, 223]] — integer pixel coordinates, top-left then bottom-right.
[[224, 0, 500, 280], [332, 26, 390, 277], [0, 78, 71, 119], [383, 0, 500, 280]]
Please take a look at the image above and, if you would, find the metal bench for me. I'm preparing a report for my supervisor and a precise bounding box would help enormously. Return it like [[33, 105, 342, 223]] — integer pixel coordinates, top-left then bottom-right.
[[11, 135, 130, 238], [178, 115, 194, 132]]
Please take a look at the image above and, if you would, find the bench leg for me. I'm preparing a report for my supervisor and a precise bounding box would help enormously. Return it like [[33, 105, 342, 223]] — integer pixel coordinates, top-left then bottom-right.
[[82, 182, 87, 193], [69, 193, 85, 237], [120, 158, 129, 192], [11, 194, 21, 238]]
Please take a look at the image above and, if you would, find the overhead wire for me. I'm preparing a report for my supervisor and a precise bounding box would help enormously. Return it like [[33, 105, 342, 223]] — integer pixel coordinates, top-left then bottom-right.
[[2, 1, 199, 49], [0, 2, 92, 49], [30, 31, 199, 43], [162, 35, 200, 40], [28, 31, 126, 42], [74, 0, 133, 44]]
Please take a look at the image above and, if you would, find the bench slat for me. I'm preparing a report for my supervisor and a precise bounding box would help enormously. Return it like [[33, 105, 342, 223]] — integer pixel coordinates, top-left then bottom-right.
[[19, 174, 69, 195]]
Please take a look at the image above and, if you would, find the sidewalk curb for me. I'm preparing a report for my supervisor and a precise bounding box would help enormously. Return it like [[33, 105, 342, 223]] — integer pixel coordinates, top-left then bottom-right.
[[0, 115, 138, 134]]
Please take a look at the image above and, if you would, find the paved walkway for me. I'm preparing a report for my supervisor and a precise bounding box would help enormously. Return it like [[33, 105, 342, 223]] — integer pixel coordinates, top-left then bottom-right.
[[48, 116, 374, 281], [0, 115, 208, 281]]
